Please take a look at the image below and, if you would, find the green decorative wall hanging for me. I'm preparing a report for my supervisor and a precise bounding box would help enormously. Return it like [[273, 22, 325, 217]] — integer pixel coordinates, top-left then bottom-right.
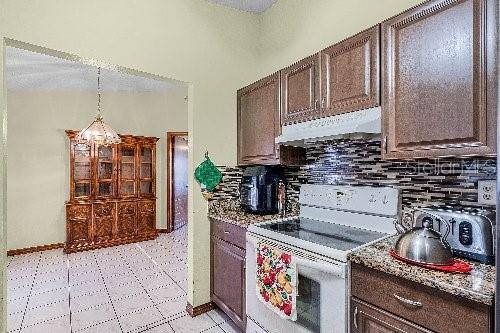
[[194, 152, 222, 200]]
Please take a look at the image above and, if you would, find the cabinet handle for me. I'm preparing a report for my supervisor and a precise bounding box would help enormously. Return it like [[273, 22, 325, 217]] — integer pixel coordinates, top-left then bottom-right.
[[321, 97, 326, 109], [383, 136, 388, 154], [393, 293, 422, 308], [353, 306, 359, 329], [223, 230, 230, 235], [315, 99, 319, 109]]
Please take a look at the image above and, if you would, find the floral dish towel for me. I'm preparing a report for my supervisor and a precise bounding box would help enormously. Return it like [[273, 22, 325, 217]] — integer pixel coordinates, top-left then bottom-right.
[[256, 242, 297, 320]]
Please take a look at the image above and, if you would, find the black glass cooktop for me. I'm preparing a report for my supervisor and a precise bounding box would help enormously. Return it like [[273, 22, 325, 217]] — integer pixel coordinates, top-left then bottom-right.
[[260, 218, 387, 251]]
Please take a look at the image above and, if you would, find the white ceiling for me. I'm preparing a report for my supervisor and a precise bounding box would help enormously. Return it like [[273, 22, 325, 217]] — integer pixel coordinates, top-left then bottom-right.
[[6, 47, 184, 92], [206, 0, 276, 13]]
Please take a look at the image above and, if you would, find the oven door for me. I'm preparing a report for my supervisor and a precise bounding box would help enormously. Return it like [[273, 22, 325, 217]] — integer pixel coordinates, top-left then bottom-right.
[[246, 233, 347, 333]]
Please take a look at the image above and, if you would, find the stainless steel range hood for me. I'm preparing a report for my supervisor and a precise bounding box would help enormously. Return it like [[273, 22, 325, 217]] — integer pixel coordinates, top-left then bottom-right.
[[275, 106, 381, 147]]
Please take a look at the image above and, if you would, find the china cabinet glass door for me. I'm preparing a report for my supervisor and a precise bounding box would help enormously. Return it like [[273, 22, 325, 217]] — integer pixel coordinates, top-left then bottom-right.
[[96, 145, 115, 198], [119, 145, 137, 197], [139, 146, 154, 197], [73, 143, 92, 199]]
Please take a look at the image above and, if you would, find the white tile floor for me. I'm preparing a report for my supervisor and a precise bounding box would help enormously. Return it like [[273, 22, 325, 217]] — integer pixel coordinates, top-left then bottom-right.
[[7, 228, 241, 333]]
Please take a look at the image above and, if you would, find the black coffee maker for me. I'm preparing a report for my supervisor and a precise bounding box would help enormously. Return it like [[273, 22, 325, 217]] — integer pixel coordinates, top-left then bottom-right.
[[240, 166, 285, 214]]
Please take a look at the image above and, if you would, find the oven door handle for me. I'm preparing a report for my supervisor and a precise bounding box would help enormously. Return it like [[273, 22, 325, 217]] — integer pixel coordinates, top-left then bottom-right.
[[294, 256, 345, 277], [247, 236, 345, 277]]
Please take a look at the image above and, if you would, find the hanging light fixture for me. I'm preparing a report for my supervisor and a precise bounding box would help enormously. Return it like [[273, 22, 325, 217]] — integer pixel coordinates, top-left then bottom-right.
[[76, 67, 122, 146]]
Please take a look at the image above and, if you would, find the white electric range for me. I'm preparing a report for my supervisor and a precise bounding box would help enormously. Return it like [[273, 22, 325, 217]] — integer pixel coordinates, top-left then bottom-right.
[[246, 184, 401, 333]]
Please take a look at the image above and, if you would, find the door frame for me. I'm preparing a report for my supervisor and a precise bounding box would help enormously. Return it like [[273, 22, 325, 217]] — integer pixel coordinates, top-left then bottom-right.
[[166, 131, 188, 233]]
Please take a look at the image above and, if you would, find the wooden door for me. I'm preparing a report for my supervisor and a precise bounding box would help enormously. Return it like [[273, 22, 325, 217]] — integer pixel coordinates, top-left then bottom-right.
[[167, 133, 188, 231], [211, 236, 246, 330], [137, 200, 156, 234], [117, 201, 137, 237], [281, 54, 321, 124], [321, 25, 380, 116], [93, 202, 115, 243], [351, 298, 431, 333], [95, 145, 116, 199], [382, 0, 497, 159], [237, 73, 280, 165], [118, 144, 138, 197], [66, 204, 92, 246]]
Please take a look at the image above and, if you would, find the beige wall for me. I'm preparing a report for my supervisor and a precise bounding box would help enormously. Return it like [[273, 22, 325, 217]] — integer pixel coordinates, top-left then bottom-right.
[[1, 0, 261, 308], [6, 89, 187, 251], [0, 0, 426, 312]]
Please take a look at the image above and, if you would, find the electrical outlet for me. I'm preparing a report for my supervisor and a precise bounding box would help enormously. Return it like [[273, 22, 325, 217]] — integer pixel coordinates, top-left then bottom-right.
[[478, 180, 496, 205]]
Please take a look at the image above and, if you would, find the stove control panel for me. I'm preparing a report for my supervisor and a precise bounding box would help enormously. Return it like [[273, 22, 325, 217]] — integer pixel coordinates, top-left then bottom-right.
[[299, 184, 401, 217]]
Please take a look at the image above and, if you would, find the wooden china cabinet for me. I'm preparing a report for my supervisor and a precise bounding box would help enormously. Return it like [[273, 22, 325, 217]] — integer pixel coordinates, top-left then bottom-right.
[[65, 130, 159, 253]]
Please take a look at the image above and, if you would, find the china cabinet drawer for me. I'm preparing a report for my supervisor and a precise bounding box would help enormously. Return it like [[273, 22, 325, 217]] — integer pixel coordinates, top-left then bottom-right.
[[351, 263, 492, 332]]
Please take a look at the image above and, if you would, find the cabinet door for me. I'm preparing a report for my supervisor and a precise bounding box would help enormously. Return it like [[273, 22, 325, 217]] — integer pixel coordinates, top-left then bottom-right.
[[281, 54, 321, 124], [117, 202, 137, 237], [351, 298, 432, 333], [137, 200, 156, 234], [118, 144, 138, 197], [382, 0, 497, 159], [211, 237, 246, 330], [139, 145, 155, 198], [95, 145, 116, 199], [237, 73, 280, 165], [93, 202, 115, 243], [321, 25, 380, 116], [71, 142, 93, 200], [66, 204, 92, 245]]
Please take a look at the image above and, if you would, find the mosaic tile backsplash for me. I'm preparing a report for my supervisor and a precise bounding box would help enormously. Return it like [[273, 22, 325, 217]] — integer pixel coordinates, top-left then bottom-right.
[[213, 139, 496, 211]]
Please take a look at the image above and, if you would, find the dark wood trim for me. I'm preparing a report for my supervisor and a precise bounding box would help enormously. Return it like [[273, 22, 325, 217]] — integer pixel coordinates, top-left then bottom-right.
[[166, 131, 188, 233], [157, 228, 169, 233], [186, 301, 215, 317], [7, 243, 65, 256]]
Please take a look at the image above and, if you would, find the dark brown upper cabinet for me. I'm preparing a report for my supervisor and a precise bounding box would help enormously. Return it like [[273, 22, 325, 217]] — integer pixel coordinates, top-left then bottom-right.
[[382, 0, 497, 159], [237, 72, 305, 166], [320, 25, 380, 117], [280, 54, 321, 124]]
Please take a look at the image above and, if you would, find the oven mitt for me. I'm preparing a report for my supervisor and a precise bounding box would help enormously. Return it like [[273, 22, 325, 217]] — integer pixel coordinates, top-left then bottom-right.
[[194, 156, 222, 192]]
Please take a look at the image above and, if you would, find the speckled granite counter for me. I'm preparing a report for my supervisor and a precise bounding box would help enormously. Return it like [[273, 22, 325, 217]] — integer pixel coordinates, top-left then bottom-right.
[[348, 236, 495, 305], [208, 199, 299, 228]]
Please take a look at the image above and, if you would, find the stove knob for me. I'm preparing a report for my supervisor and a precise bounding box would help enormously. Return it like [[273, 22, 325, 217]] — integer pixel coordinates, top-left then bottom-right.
[[459, 221, 473, 246]]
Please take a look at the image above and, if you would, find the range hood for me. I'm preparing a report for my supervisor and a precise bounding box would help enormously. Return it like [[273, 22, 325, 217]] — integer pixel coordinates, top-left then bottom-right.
[[276, 106, 381, 147]]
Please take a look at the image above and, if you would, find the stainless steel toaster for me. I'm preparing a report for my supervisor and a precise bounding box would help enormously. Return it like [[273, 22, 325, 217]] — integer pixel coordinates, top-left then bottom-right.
[[413, 206, 495, 265]]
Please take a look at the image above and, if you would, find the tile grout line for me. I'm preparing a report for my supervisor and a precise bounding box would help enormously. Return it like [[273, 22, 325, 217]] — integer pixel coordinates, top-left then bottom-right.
[[116, 244, 170, 330], [93, 251, 125, 333], [17, 252, 42, 332], [66, 252, 73, 333]]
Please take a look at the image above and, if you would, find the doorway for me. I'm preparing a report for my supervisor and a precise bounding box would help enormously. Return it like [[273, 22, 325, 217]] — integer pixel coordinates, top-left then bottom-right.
[[167, 132, 189, 232]]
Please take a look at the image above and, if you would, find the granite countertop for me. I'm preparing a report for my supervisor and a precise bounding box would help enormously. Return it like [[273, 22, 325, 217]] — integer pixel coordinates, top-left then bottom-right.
[[348, 236, 495, 305], [208, 199, 299, 228]]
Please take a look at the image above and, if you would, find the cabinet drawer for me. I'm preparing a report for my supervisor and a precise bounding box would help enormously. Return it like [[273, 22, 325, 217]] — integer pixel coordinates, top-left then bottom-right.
[[351, 297, 431, 333], [210, 218, 246, 249], [351, 263, 492, 333]]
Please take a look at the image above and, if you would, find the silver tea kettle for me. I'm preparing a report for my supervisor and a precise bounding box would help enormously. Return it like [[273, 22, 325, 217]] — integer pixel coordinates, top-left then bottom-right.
[[394, 209, 453, 265]]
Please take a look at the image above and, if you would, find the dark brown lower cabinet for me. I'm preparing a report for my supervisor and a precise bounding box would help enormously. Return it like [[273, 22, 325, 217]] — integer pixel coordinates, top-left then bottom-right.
[[210, 218, 246, 331], [350, 263, 493, 333]]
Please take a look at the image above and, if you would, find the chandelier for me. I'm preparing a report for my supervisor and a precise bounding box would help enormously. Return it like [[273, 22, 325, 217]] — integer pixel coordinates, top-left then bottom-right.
[[76, 67, 122, 147]]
